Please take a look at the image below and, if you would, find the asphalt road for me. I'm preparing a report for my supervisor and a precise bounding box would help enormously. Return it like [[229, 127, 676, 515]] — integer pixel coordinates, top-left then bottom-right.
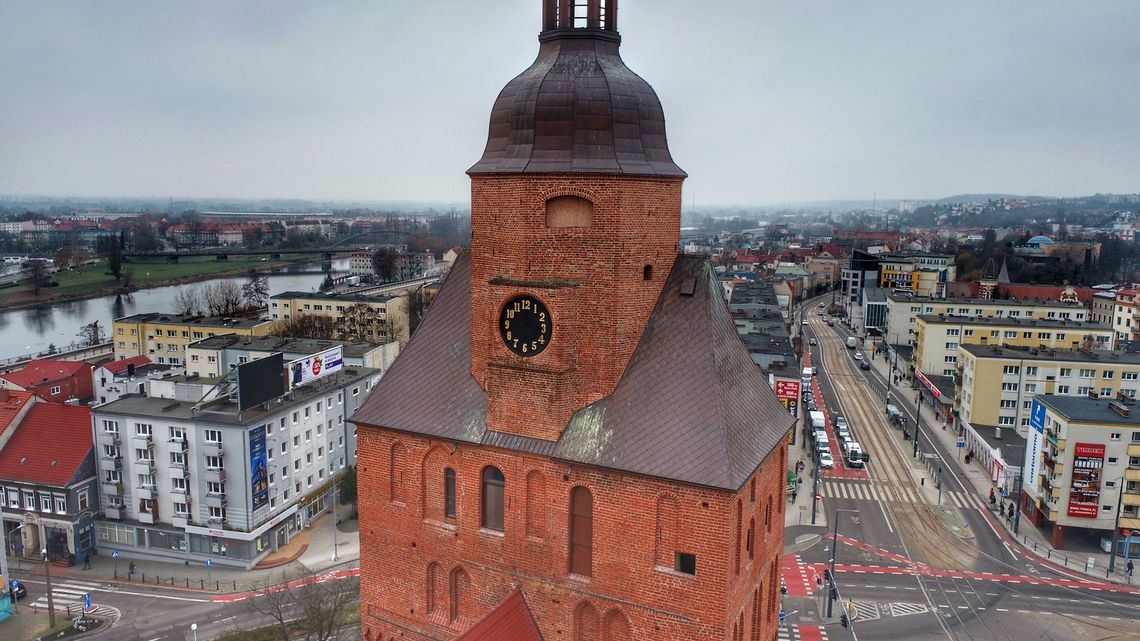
[[790, 296, 1140, 641]]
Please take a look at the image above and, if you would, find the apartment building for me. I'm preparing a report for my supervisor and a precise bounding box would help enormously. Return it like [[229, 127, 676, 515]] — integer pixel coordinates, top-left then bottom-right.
[[1022, 395, 1140, 552], [913, 315, 1113, 379], [884, 292, 1089, 348], [957, 345, 1140, 437], [90, 364, 379, 568], [876, 252, 956, 296], [183, 334, 399, 379], [112, 314, 277, 366], [268, 291, 410, 344]]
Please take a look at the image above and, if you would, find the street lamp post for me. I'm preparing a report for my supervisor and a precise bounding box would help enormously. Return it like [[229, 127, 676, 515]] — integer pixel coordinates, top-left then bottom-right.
[[914, 391, 923, 460], [191, 622, 198, 641], [810, 458, 821, 525], [331, 483, 340, 562], [827, 509, 860, 619], [1108, 477, 1127, 577], [43, 548, 55, 629]]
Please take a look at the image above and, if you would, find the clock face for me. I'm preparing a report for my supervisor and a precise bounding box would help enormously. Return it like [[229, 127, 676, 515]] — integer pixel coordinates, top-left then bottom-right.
[[499, 295, 552, 357]]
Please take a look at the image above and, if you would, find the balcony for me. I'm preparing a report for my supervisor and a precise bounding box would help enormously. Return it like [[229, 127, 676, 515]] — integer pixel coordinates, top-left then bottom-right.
[[100, 456, 123, 471], [1125, 467, 1140, 482], [101, 481, 124, 496], [137, 485, 156, 500], [132, 433, 154, 446], [103, 505, 122, 520], [1128, 443, 1140, 458], [138, 512, 155, 524], [204, 467, 226, 483], [206, 515, 225, 526], [133, 458, 155, 474], [97, 431, 120, 446], [1123, 492, 1140, 507], [169, 465, 188, 480], [171, 515, 189, 528], [204, 493, 228, 508], [201, 442, 224, 457]]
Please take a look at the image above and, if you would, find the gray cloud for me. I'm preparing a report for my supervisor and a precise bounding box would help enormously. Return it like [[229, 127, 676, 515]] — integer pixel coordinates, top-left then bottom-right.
[[1, 0, 1137, 205]]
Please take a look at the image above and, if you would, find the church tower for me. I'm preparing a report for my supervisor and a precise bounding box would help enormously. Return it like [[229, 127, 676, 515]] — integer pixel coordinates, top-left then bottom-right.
[[353, 3, 792, 640]]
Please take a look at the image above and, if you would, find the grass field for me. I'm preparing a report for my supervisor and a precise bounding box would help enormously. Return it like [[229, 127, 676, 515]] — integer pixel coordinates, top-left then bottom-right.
[[0, 255, 308, 301]]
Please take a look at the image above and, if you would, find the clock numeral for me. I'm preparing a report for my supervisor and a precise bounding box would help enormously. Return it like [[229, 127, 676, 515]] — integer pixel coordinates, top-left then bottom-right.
[[540, 323, 547, 334], [503, 320, 510, 330], [539, 312, 546, 322], [538, 335, 545, 344], [506, 308, 515, 320], [522, 299, 531, 310], [506, 331, 512, 340]]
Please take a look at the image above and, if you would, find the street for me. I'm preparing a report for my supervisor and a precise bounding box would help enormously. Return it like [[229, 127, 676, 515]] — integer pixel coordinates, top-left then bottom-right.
[[784, 296, 1140, 641]]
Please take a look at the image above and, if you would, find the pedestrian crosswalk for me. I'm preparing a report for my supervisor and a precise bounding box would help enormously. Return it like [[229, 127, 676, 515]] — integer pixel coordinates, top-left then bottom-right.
[[823, 480, 986, 509], [778, 624, 829, 641], [29, 579, 120, 620]]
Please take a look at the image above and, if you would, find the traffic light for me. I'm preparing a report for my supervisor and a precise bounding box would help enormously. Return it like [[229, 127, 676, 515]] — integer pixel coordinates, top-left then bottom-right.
[[861, 452, 871, 464], [840, 613, 848, 628]]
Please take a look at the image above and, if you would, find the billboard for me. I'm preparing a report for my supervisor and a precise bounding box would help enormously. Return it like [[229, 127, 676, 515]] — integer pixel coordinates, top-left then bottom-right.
[[249, 425, 269, 511], [1025, 400, 1046, 494], [288, 346, 344, 389], [775, 380, 801, 446], [236, 353, 285, 412], [1067, 442, 1105, 519]]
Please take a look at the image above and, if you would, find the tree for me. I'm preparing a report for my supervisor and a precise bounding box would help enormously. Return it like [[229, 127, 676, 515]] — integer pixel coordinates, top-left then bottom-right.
[[271, 315, 337, 340], [203, 281, 244, 316], [53, 246, 78, 270], [338, 465, 357, 514], [98, 235, 125, 281], [371, 247, 398, 282], [319, 274, 335, 292], [338, 302, 385, 343], [173, 286, 202, 316], [242, 273, 270, 309], [244, 568, 359, 641], [25, 260, 49, 295], [77, 320, 104, 347]]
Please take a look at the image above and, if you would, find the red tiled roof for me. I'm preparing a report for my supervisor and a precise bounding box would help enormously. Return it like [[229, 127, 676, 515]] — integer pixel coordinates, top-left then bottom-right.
[[0, 403, 93, 486], [453, 590, 543, 641], [996, 284, 1099, 305], [0, 390, 34, 439], [0, 359, 91, 389], [101, 356, 151, 375]]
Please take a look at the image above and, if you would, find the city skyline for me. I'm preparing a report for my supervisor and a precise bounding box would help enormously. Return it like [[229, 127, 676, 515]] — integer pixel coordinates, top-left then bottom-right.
[[1, 1, 1138, 205]]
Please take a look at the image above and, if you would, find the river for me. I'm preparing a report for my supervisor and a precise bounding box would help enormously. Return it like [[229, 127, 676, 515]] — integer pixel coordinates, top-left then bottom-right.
[[0, 259, 349, 361]]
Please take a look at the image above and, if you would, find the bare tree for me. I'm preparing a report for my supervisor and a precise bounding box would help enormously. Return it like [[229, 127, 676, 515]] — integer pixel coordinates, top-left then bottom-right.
[[98, 235, 125, 281], [271, 315, 337, 340], [77, 320, 104, 347], [173, 286, 202, 316], [204, 281, 244, 316], [244, 568, 359, 641], [242, 273, 270, 309], [371, 247, 398, 282], [25, 260, 50, 295]]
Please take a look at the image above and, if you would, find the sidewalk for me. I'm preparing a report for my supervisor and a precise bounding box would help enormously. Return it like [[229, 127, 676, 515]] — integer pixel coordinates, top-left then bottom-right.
[[858, 335, 1134, 586], [6, 505, 361, 594], [785, 447, 829, 532]]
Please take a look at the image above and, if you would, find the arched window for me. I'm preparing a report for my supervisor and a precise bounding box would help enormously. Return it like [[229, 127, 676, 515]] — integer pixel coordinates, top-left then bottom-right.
[[575, 601, 599, 641], [546, 195, 593, 228], [569, 486, 593, 576], [733, 499, 742, 575], [746, 518, 755, 559], [602, 609, 631, 641], [444, 468, 456, 521], [481, 466, 505, 531], [426, 562, 440, 616], [448, 566, 469, 623], [642, 264, 653, 281]]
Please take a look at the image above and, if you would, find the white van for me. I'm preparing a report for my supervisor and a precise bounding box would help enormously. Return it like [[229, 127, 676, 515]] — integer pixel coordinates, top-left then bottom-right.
[[802, 367, 814, 379], [809, 410, 826, 430], [847, 444, 864, 468], [846, 337, 857, 349]]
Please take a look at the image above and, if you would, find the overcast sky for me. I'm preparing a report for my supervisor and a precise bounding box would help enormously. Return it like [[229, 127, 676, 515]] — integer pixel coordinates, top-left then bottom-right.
[[1, 1, 1137, 206]]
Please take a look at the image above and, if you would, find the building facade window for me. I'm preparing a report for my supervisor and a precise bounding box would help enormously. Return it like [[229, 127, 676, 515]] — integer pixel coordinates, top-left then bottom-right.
[[444, 468, 456, 520], [569, 486, 593, 576], [481, 467, 505, 531]]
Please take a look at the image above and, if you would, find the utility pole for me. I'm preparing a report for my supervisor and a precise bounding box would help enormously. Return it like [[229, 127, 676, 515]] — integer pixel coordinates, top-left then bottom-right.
[[331, 483, 340, 562], [43, 548, 55, 628], [913, 390, 923, 460], [1108, 477, 1126, 576], [811, 458, 821, 526]]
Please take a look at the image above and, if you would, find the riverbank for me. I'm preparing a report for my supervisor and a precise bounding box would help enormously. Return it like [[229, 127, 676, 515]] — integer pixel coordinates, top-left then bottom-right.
[[0, 255, 317, 312]]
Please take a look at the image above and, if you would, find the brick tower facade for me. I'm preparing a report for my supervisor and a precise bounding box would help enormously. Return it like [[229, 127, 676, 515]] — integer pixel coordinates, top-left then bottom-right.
[[352, 3, 792, 641]]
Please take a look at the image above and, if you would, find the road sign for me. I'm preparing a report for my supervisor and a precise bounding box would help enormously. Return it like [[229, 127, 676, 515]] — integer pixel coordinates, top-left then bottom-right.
[[84, 593, 92, 612], [957, 436, 966, 448], [205, 558, 213, 567], [111, 550, 118, 558]]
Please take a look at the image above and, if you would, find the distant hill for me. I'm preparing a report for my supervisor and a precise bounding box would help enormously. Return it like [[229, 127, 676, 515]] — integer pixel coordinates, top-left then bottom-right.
[[931, 193, 1051, 205]]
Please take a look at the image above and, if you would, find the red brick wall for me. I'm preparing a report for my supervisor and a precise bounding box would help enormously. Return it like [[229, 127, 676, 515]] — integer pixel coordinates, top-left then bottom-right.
[[469, 175, 682, 440], [356, 427, 787, 641], [28, 372, 93, 403]]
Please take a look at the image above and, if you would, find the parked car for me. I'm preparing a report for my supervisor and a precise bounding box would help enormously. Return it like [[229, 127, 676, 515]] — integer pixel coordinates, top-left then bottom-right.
[[818, 451, 835, 469], [9, 579, 26, 602], [859, 360, 871, 370], [813, 428, 828, 443], [807, 401, 818, 412]]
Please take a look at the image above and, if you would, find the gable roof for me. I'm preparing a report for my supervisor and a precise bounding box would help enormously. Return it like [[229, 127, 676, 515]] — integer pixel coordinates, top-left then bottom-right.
[[99, 355, 152, 375], [453, 589, 543, 641], [352, 254, 792, 491], [0, 390, 34, 440], [1, 359, 91, 389], [0, 403, 93, 486]]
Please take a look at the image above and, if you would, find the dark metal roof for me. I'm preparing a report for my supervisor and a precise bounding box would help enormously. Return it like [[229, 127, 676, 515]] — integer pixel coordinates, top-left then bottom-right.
[[467, 30, 685, 177], [351, 254, 790, 491]]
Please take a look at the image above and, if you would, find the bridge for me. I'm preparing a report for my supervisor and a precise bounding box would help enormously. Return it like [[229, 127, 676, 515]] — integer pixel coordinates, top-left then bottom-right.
[[122, 247, 368, 263]]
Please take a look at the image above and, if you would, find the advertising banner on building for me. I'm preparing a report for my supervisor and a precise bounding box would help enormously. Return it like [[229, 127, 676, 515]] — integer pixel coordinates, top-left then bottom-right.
[[1025, 400, 1046, 496], [1067, 442, 1105, 519], [288, 346, 343, 389], [915, 369, 940, 399], [250, 425, 269, 511]]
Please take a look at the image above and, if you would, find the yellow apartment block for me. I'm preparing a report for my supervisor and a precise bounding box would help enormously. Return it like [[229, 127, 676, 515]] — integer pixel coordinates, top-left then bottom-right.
[[112, 314, 276, 365], [269, 291, 410, 345], [914, 314, 1113, 379], [956, 344, 1140, 437]]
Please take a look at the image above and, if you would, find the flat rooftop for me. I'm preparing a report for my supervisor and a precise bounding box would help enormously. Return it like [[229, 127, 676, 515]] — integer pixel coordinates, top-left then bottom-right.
[[961, 344, 1140, 364], [186, 334, 378, 358], [887, 291, 1086, 308], [918, 315, 1108, 330], [94, 367, 377, 426], [270, 290, 396, 303], [113, 313, 270, 329], [729, 282, 780, 307], [1033, 394, 1140, 426]]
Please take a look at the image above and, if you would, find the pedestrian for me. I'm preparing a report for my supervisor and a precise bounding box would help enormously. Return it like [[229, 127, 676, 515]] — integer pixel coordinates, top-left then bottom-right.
[[83, 554, 91, 570], [1127, 559, 1134, 581], [129, 560, 135, 578]]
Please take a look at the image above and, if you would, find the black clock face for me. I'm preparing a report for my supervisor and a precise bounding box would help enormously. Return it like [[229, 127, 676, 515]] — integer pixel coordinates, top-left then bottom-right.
[[499, 295, 552, 357]]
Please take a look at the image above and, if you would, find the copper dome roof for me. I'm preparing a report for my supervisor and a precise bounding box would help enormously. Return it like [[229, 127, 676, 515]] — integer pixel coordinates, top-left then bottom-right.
[[468, 27, 686, 177]]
